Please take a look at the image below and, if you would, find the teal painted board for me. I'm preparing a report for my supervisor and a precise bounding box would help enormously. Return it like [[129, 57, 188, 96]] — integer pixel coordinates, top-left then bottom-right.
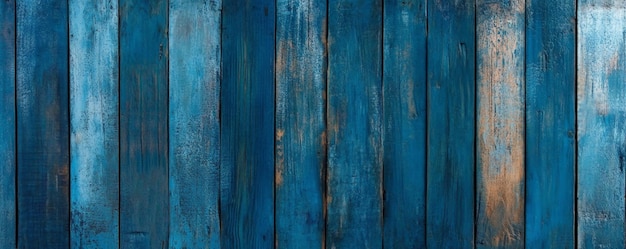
[[327, 0, 383, 248], [577, 1, 626, 247], [382, 0, 426, 248], [0, 0, 15, 247], [169, 0, 221, 248], [119, 0, 169, 248], [426, 0, 475, 248], [275, 0, 326, 248], [475, 0, 525, 248], [220, 0, 275, 247], [16, 0, 70, 247], [69, 0, 119, 248], [525, 0, 575, 247]]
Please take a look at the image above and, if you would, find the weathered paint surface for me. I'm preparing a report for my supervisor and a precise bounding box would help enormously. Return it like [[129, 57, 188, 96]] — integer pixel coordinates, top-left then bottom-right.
[[69, 0, 119, 248], [221, 0, 275, 248], [275, 0, 327, 248], [119, 0, 169, 248], [525, 0, 575, 247], [16, 0, 70, 247], [382, 0, 426, 248], [327, 0, 383, 248], [169, 0, 221, 248], [0, 0, 15, 248], [427, 0, 475, 248], [577, 1, 626, 247], [476, 0, 525, 247]]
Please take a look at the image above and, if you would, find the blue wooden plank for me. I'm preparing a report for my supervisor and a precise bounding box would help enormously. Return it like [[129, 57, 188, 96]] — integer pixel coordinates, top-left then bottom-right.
[[69, 1, 119, 248], [16, 0, 70, 247], [426, 1, 475, 248], [475, 0, 525, 248], [169, 0, 221, 248], [220, 0, 275, 247], [382, 0, 426, 248], [327, 0, 383, 248], [119, 0, 169, 248], [525, 0, 576, 247], [275, 0, 326, 248], [0, 0, 15, 248], [577, 1, 626, 247]]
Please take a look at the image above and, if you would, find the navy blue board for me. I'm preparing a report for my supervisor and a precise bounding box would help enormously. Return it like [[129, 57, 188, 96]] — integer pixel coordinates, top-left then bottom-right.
[[16, 0, 70, 247], [221, 0, 275, 247], [0, 0, 15, 247], [382, 0, 427, 248], [119, 0, 169, 248], [327, 0, 383, 248], [275, 0, 327, 248], [169, 0, 221, 248], [525, 0, 576, 247], [427, 0, 475, 248], [69, 0, 120, 248]]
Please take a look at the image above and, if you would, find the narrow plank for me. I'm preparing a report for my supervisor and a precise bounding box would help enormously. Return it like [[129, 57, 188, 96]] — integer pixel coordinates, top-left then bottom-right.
[[577, 1, 626, 247], [525, 0, 575, 247], [327, 0, 383, 247], [475, 0, 525, 247], [275, 0, 326, 248], [426, 0, 475, 248], [169, 0, 221, 248], [220, 0, 275, 247], [16, 0, 70, 247], [69, 0, 119, 248], [382, 0, 426, 248], [119, 0, 169, 248], [0, 0, 16, 248]]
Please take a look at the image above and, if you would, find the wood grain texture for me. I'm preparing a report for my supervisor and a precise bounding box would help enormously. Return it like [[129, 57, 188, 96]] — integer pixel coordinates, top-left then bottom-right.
[[426, 0, 475, 248], [475, 0, 525, 247], [169, 0, 221, 248], [220, 0, 275, 248], [525, 0, 575, 247], [577, 1, 626, 247], [69, 0, 119, 248], [119, 0, 169, 248], [382, 0, 426, 248], [16, 0, 70, 247], [327, 0, 383, 248], [275, 0, 326, 248], [0, 0, 15, 248]]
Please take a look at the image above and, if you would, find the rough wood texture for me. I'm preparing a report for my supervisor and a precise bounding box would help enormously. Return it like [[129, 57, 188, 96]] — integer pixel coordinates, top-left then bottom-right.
[[525, 0, 575, 247], [16, 0, 70, 247], [476, 0, 525, 247], [169, 0, 221, 248], [220, 0, 275, 247], [327, 0, 383, 248], [426, 0, 475, 248], [119, 0, 169, 248], [577, 1, 626, 247], [275, 0, 327, 248], [69, 0, 119, 248]]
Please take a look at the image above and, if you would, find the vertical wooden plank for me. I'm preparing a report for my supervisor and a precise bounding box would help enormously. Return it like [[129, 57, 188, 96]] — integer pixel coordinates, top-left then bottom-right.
[[221, 0, 275, 247], [382, 0, 426, 248], [0, 0, 15, 248], [275, 0, 326, 248], [119, 0, 169, 248], [475, 0, 525, 247], [327, 0, 383, 248], [577, 1, 626, 247], [525, 0, 576, 247], [426, 0, 475, 248], [69, 0, 119, 248], [16, 0, 70, 247], [169, 0, 221, 248]]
